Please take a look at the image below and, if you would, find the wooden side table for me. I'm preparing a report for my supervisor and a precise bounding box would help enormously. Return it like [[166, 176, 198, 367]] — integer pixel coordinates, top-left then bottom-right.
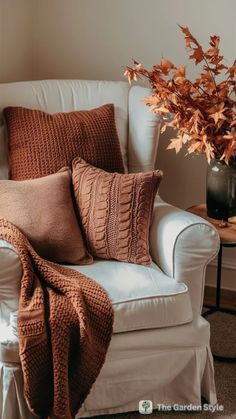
[[187, 204, 236, 363]]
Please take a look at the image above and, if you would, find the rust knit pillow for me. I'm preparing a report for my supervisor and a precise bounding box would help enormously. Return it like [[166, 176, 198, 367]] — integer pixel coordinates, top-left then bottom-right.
[[0, 169, 93, 264], [4, 104, 124, 180], [72, 157, 163, 266]]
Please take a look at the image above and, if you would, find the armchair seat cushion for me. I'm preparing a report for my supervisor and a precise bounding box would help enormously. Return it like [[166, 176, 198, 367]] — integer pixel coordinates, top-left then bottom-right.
[[0, 259, 193, 365], [0, 260, 193, 362], [72, 260, 193, 333]]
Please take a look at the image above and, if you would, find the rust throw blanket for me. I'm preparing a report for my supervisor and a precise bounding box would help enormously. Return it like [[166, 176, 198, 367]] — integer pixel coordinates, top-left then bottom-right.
[[0, 218, 114, 419]]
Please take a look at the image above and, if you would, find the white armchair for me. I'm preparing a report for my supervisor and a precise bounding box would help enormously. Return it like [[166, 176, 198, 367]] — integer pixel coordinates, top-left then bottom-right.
[[0, 80, 219, 419]]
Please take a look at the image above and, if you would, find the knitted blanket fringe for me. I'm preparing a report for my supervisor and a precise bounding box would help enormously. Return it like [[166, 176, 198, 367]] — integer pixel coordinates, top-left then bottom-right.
[[0, 218, 114, 419]]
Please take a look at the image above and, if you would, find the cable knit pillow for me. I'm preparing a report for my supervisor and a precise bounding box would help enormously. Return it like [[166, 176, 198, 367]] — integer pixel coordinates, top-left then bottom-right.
[[4, 104, 124, 180], [0, 169, 93, 264], [72, 157, 163, 266]]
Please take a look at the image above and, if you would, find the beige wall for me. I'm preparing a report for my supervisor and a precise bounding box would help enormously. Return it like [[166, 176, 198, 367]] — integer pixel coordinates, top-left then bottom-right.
[[0, 0, 33, 82], [32, 0, 236, 210]]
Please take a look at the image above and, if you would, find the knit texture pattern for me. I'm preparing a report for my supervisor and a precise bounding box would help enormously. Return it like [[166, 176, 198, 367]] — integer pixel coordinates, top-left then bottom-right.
[[4, 104, 124, 180], [72, 158, 163, 266], [0, 218, 114, 419]]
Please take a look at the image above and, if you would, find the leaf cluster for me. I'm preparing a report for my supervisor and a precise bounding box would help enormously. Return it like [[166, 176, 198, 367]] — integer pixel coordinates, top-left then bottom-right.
[[124, 26, 236, 163]]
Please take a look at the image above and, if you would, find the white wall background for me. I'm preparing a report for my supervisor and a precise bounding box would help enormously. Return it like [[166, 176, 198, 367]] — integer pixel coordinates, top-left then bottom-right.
[[1, 0, 236, 290]]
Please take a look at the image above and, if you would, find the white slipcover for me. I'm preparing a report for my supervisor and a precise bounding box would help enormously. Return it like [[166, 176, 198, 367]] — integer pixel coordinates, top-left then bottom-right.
[[0, 80, 219, 419]]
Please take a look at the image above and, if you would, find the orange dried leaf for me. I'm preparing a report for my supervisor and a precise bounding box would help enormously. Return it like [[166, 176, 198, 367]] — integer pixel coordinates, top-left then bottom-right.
[[178, 25, 198, 48], [124, 68, 137, 84], [190, 46, 204, 64], [160, 58, 174, 68], [208, 103, 227, 124], [160, 124, 167, 134], [167, 137, 183, 153], [143, 95, 160, 106], [187, 141, 202, 154], [174, 65, 186, 77], [210, 35, 220, 49], [227, 61, 236, 78]]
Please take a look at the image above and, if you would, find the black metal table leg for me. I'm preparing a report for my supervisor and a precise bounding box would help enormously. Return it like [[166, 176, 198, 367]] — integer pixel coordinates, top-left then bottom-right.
[[216, 244, 223, 309], [203, 243, 236, 363], [203, 245, 223, 317]]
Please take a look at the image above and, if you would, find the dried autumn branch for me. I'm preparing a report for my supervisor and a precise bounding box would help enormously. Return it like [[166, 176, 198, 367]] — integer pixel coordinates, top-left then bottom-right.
[[124, 26, 236, 164]]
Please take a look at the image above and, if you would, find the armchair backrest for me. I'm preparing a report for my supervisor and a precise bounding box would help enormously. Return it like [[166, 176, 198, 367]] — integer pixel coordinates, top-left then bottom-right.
[[0, 79, 160, 179]]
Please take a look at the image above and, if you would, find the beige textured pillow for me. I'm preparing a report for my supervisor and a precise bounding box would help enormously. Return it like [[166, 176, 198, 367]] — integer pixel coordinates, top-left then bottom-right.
[[72, 158, 163, 266], [0, 169, 93, 264]]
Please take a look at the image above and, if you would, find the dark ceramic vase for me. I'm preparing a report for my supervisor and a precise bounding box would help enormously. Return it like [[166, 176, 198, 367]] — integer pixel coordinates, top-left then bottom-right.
[[206, 159, 236, 220]]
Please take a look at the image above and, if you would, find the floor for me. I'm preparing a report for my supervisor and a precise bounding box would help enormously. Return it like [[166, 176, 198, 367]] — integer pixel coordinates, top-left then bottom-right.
[[204, 286, 236, 310]]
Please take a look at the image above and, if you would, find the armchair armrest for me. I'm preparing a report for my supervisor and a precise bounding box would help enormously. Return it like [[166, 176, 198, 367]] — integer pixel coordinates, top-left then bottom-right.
[[0, 240, 22, 325], [150, 195, 220, 313]]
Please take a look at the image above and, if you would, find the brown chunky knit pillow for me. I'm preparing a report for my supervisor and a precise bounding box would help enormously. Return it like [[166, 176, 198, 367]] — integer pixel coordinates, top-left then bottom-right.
[[4, 104, 124, 180], [0, 169, 93, 264], [72, 157, 163, 266]]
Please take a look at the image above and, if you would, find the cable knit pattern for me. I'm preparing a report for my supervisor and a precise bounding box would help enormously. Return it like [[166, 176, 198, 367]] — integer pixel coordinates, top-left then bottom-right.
[[72, 158, 163, 266], [4, 104, 124, 180], [0, 218, 114, 419]]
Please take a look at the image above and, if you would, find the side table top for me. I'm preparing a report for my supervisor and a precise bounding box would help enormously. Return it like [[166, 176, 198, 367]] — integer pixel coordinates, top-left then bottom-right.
[[187, 204, 236, 245]]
